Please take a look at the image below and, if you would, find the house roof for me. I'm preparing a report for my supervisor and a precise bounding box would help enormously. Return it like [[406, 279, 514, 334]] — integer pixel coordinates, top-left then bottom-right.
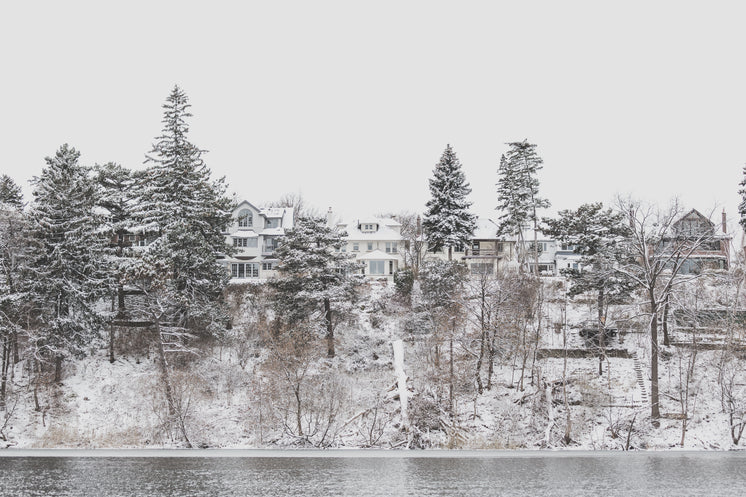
[[339, 217, 403, 241], [472, 218, 500, 239]]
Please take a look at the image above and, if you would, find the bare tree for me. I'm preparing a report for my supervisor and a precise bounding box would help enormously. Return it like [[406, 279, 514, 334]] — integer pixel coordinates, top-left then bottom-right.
[[614, 198, 718, 425]]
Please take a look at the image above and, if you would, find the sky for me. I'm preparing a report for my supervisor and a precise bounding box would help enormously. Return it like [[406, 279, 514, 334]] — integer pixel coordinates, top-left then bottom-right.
[[2, 1, 746, 235]]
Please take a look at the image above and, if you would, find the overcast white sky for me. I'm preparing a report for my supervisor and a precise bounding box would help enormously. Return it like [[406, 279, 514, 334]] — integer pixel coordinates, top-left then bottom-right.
[[2, 1, 745, 232]]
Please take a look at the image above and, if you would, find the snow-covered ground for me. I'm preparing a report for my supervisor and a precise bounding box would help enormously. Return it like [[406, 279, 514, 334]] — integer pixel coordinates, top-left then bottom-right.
[[1, 279, 744, 451]]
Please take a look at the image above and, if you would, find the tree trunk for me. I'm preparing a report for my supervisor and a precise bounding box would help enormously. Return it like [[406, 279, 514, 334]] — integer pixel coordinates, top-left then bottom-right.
[[109, 324, 116, 364], [598, 288, 605, 376], [324, 298, 334, 358], [449, 334, 455, 420], [0, 336, 9, 408], [117, 284, 126, 318], [662, 294, 671, 347], [649, 293, 661, 423], [54, 355, 63, 384], [475, 290, 486, 395]]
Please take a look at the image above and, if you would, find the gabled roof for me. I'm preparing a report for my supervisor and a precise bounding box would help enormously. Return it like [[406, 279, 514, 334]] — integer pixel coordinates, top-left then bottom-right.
[[674, 208, 714, 228], [234, 199, 261, 212], [339, 216, 403, 241]]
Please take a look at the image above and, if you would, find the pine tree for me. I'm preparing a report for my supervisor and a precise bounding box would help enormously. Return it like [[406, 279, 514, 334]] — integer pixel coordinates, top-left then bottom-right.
[[0, 175, 29, 404], [543, 203, 636, 375], [423, 145, 477, 260], [496, 140, 550, 273], [0, 175, 23, 209], [270, 216, 361, 358], [134, 85, 234, 333], [739, 164, 746, 232], [27, 144, 109, 382]]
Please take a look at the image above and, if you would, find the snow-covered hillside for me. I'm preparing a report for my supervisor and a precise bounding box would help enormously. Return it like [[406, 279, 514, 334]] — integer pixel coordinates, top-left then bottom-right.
[[1, 280, 744, 451]]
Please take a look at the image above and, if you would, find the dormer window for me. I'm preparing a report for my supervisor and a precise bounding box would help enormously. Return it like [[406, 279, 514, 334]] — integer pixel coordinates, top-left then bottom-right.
[[238, 209, 253, 228], [265, 218, 280, 229], [361, 223, 377, 232]]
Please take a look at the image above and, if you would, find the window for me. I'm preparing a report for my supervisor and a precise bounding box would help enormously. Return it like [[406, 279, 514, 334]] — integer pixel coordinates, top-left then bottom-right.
[[238, 209, 252, 228], [262, 262, 274, 271], [369, 260, 385, 275], [263, 238, 278, 253], [265, 218, 280, 229], [231, 263, 259, 278], [367, 242, 373, 251], [471, 262, 494, 275], [353, 243, 359, 252], [385, 242, 398, 253], [362, 223, 376, 232], [233, 238, 257, 248]]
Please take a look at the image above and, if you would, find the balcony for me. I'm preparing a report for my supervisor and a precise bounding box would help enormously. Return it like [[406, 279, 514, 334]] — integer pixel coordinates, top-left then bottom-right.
[[465, 249, 502, 258]]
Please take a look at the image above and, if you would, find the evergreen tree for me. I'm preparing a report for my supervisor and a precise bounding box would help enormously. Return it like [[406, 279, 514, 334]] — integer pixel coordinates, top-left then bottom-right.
[[496, 140, 550, 273], [27, 144, 109, 382], [423, 145, 477, 260], [543, 203, 636, 375], [270, 216, 361, 358], [95, 163, 139, 316], [0, 175, 29, 404], [0, 175, 23, 209], [739, 164, 746, 232], [134, 85, 235, 333]]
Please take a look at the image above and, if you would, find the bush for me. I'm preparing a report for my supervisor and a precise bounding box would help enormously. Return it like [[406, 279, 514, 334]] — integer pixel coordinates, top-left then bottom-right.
[[394, 268, 414, 298]]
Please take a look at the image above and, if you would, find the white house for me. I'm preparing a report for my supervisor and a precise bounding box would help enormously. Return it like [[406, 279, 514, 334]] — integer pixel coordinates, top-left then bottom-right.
[[517, 229, 558, 276], [222, 200, 294, 280], [554, 242, 584, 274], [335, 215, 404, 282]]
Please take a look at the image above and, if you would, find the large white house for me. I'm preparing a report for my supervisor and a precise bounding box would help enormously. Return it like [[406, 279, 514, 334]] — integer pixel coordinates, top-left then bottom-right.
[[222, 200, 294, 280], [335, 215, 404, 282]]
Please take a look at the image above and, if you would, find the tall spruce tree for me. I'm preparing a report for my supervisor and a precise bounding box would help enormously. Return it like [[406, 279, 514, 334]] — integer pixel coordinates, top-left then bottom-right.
[[27, 144, 109, 382], [496, 140, 550, 273], [422, 145, 477, 260], [270, 216, 361, 358], [134, 85, 234, 333]]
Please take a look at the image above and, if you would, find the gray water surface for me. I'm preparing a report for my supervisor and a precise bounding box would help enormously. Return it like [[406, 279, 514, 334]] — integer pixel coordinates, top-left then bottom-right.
[[0, 450, 744, 496]]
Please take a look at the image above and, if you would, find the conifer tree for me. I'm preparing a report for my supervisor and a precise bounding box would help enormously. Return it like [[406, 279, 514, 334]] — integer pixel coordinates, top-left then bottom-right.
[[27, 144, 109, 382], [423, 145, 477, 260], [270, 216, 361, 358], [0, 175, 23, 209], [134, 86, 234, 333], [739, 164, 746, 232], [496, 140, 550, 273], [0, 175, 29, 403], [543, 203, 636, 375]]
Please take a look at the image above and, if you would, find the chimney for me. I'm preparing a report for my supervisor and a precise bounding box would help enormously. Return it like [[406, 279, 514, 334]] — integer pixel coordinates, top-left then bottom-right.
[[722, 209, 727, 234], [325, 207, 333, 227]]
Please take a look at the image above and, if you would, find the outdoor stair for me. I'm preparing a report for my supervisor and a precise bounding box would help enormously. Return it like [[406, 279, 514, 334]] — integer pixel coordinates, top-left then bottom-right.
[[632, 351, 648, 407]]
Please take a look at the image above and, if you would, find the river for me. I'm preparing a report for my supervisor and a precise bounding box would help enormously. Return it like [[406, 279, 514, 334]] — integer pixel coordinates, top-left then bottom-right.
[[0, 449, 744, 496]]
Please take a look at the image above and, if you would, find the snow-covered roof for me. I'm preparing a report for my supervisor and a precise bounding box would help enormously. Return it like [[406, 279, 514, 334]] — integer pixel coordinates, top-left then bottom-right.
[[472, 218, 500, 240], [260, 207, 286, 218], [339, 217, 402, 241], [260, 228, 285, 236]]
